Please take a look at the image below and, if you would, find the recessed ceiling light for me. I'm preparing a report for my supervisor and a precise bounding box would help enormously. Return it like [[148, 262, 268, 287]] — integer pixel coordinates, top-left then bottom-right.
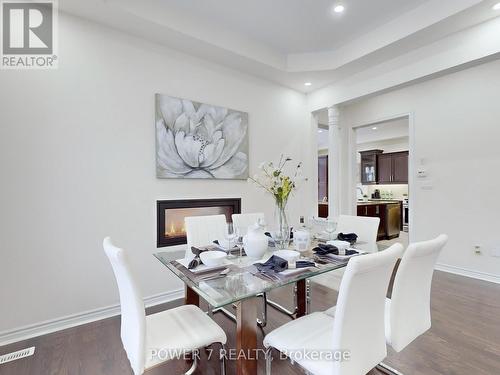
[[372, 127, 378, 130], [333, 4, 345, 13], [318, 129, 323, 133], [493, 2, 500, 10], [304, 82, 312, 86]]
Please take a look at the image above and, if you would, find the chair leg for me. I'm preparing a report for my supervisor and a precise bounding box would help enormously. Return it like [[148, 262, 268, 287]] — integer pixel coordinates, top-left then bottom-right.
[[212, 301, 267, 327], [306, 279, 311, 314], [184, 350, 198, 375], [216, 343, 226, 375], [265, 347, 273, 375], [257, 293, 268, 327], [376, 362, 405, 375], [212, 306, 237, 321]]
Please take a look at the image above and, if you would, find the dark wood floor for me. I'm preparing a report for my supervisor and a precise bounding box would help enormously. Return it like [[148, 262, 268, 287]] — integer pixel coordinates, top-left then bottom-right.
[[1, 271, 499, 375]]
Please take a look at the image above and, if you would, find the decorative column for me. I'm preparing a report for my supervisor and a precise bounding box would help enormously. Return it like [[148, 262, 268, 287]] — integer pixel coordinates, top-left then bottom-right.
[[328, 106, 341, 218]]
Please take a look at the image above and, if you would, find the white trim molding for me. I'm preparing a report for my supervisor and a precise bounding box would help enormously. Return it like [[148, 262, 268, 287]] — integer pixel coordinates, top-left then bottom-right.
[[328, 105, 342, 217], [0, 289, 184, 347], [435, 263, 500, 285]]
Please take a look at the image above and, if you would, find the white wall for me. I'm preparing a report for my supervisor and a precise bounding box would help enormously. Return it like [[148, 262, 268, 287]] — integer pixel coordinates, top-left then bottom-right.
[[341, 59, 500, 280], [0, 13, 313, 336]]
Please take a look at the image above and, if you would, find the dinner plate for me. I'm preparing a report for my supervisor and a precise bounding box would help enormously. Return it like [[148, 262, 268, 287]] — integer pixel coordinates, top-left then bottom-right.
[[324, 250, 364, 261], [177, 258, 229, 273]]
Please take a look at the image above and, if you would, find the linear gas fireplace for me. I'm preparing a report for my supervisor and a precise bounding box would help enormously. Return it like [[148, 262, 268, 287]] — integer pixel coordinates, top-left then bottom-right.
[[157, 198, 241, 247]]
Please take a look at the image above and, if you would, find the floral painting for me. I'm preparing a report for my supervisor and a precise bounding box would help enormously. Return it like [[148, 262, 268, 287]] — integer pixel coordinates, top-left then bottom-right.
[[155, 94, 249, 179]]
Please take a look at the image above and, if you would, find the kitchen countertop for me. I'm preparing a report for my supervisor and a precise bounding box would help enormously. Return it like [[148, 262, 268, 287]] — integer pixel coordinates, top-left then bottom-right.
[[319, 200, 402, 206], [357, 200, 402, 205]]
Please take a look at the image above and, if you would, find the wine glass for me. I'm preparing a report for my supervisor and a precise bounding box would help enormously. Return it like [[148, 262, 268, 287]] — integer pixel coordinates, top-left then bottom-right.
[[325, 218, 337, 241], [234, 227, 245, 264], [225, 222, 237, 259]]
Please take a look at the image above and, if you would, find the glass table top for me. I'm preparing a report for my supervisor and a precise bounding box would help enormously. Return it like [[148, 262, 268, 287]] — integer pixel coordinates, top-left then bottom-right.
[[154, 241, 387, 309]]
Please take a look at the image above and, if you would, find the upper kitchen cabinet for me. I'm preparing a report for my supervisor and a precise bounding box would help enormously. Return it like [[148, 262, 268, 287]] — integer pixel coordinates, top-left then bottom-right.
[[377, 153, 393, 184], [360, 150, 383, 184], [360, 150, 409, 184], [378, 151, 409, 184], [392, 151, 409, 183]]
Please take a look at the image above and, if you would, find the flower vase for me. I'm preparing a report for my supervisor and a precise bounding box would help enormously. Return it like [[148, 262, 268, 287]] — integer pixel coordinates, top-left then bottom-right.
[[274, 203, 290, 249]]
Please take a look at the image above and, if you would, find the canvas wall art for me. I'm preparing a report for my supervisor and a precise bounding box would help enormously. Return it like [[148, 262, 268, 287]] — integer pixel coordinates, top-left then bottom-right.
[[155, 94, 249, 179]]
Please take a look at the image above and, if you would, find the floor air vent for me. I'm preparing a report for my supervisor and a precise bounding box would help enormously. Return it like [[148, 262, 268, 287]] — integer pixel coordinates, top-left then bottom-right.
[[0, 347, 35, 365]]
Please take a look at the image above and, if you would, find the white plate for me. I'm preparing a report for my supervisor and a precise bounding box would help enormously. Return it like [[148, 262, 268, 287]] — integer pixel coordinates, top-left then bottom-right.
[[314, 231, 339, 242], [273, 249, 301, 264], [177, 257, 229, 273], [325, 250, 364, 261]]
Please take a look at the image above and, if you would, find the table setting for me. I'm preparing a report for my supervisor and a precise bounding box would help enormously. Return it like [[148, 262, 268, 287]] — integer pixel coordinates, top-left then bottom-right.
[[152, 156, 387, 375], [154, 224, 384, 375], [158, 222, 371, 297]]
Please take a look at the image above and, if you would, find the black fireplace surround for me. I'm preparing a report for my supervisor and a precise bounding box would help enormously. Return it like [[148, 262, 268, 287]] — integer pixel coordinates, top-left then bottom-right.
[[157, 198, 241, 248]]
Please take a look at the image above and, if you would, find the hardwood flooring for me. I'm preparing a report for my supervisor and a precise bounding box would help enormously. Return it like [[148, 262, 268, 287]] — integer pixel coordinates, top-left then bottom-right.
[[1, 271, 499, 375]]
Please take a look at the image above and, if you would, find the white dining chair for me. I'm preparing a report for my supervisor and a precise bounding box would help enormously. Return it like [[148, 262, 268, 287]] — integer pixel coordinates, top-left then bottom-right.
[[377, 234, 448, 374], [103, 237, 227, 375], [264, 243, 404, 375], [311, 214, 381, 292], [232, 212, 265, 235], [336, 214, 380, 243], [184, 214, 227, 260]]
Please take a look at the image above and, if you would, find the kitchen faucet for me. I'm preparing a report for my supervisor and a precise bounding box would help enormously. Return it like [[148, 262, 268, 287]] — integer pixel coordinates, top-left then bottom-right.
[[356, 187, 364, 199]]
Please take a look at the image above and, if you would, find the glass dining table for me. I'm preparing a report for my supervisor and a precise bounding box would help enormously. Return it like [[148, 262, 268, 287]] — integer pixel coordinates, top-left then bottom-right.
[[154, 241, 387, 375]]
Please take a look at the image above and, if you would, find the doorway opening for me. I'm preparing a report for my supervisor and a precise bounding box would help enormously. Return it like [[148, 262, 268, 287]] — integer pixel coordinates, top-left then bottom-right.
[[353, 116, 411, 247], [315, 109, 330, 218]]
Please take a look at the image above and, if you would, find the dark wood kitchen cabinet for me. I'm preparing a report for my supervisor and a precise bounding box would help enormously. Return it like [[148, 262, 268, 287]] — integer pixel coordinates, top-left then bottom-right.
[[357, 201, 402, 240], [377, 154, 393, 184], [376, 151, 409, 184], [318, 203, 328, 218], [357, 203, 387, 240], [360, 150, 383, 184], [392, 152, 409, 183]]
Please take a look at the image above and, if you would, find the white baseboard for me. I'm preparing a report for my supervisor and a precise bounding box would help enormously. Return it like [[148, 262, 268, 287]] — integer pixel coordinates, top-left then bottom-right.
[[435, 263, 500, 284], [0, 289, 183, 347]]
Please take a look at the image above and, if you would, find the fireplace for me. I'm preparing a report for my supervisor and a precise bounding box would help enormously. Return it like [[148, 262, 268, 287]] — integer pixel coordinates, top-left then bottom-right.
[[157, 198, 241, 247]]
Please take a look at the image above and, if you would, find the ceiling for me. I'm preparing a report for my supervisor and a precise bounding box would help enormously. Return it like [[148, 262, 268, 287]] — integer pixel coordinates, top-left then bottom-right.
[[356, 118, 409, 144], [317, 115, 409, 149], [59, 0, 499, 93], [154, 0, 429, 54]]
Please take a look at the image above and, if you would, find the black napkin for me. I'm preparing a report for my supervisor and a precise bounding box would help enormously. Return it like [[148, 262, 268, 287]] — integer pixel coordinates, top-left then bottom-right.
[[313, 244, 359, 257], [254, 255, 288, 273], [313, 243, 338, 255], [337, 232, 358, 245], [295, 260, 316, 268], [188, 246, 206, 270]]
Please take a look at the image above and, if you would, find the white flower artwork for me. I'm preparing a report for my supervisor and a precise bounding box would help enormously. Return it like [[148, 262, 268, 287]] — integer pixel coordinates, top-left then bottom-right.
[[155, 94, 249, 179]]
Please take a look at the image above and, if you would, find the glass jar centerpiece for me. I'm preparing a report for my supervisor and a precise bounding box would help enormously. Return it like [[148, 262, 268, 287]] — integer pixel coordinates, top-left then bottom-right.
[[249, 156, 305, 249]]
